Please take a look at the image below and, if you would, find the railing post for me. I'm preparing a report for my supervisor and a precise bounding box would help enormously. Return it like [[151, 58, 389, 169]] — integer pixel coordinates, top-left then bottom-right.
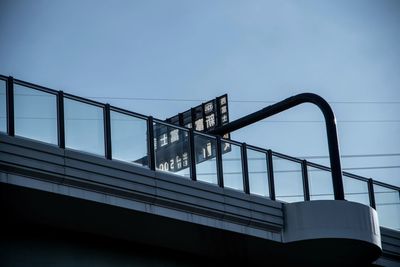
[[241, 143, 250, 194], [189, 129, 197, 181], [104, 104, 112, 160], [201, 102, 207, 131], [266, 150, 276, 200], [6, 76, 14, 136], [368, 178, 376, 209], [301, 160, 311, 201], [57, 91, 65, 149], [216, 136, 224, 188], [178, 112, 184, 126], [147, 116, 156, 171], [190, 108, 196, 130]]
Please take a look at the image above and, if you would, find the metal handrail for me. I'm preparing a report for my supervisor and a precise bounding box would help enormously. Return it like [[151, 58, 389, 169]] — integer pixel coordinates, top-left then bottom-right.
[[2, 75, 399, 201]]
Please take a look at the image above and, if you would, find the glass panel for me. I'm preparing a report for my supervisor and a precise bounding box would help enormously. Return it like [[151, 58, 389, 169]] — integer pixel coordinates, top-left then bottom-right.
[[0, 79, 6, 132], [153, 122, 190, 178], [374, 184, 400, 230], [194, 133, 217, 184], [308, 166, 334, 200], [64, 98, 104, 156], [343, 176, 369, 206], [110, 111, 148, 167], [221, 141, 243, 191], [273, 156, 303, 203], [14, 84, 57, 144], [247, 148, 269, 197]]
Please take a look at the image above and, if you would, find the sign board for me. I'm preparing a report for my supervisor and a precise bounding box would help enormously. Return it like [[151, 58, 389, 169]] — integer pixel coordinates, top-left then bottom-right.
[[152, 94, 230, 172], [165, 94, 229, 133]]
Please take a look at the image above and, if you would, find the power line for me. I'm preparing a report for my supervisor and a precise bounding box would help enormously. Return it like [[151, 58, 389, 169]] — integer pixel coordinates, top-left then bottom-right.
[[9, 93, 400, 104], [84, 96, 400, 105], [222, 159, 400, 171], [342, 166, 400, 171], [5, 116, 400, 123], [224, 153, 400, 161], [195, 165, 400, 174], [177, 151, 400, 171], [299, 153, 400, 159], [257, 120, 400, 123]]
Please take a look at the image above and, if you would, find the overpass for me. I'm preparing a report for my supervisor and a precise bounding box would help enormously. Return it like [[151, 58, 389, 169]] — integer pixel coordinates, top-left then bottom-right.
[[0, 75, 399, 266]]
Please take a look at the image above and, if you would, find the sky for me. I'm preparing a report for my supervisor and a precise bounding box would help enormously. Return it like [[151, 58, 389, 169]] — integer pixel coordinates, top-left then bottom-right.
[[0, 0, 399, 186]]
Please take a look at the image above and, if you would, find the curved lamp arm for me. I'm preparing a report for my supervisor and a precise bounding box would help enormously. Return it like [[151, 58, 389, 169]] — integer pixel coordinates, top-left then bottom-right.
[[210, 93, 345, 200]]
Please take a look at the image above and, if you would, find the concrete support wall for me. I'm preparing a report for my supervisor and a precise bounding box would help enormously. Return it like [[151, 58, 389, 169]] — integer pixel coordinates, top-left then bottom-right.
[[1, 133, 399, 266]]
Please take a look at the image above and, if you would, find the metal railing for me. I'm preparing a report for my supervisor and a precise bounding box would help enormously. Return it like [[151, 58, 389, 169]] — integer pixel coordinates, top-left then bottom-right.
[[0, 75, 399, 231]]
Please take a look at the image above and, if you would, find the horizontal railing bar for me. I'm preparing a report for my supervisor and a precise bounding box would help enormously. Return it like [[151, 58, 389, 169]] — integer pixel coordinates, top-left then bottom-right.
[[343, 171, 399, 191], [219, 138, 243, 146], [306, 161, 332, 172], [63, 92, 106, 107], [246, 144, 268, 154], [271, 151, 303, 163], [372, 179, 400, 191], [153, 118, 191, 131], [110, 105, 149, 120], [342, 171, 370, 182], [191, 130, 218, 139], [14, 79, 59, 95]]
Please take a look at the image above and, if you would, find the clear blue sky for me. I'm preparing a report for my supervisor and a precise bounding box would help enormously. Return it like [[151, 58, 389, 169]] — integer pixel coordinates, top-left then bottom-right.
[[0, 0, 399, 186]]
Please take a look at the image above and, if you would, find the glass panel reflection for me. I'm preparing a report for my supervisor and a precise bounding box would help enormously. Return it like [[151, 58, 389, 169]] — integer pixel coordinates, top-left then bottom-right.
[[222, 141, 243, 191], [374, 184, 400, 230], [343, 176, 369, 206], [153, 122, 190, 178], [194, 133, 217, 184], [64, 98, 104, 156], [111, 111, 148, 167], [247, 148, 269, 197], [14, 84, 57, 144], [0, 79, 6, 132], [273, 156, 304, 203], [308, 166, 334, 200]]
